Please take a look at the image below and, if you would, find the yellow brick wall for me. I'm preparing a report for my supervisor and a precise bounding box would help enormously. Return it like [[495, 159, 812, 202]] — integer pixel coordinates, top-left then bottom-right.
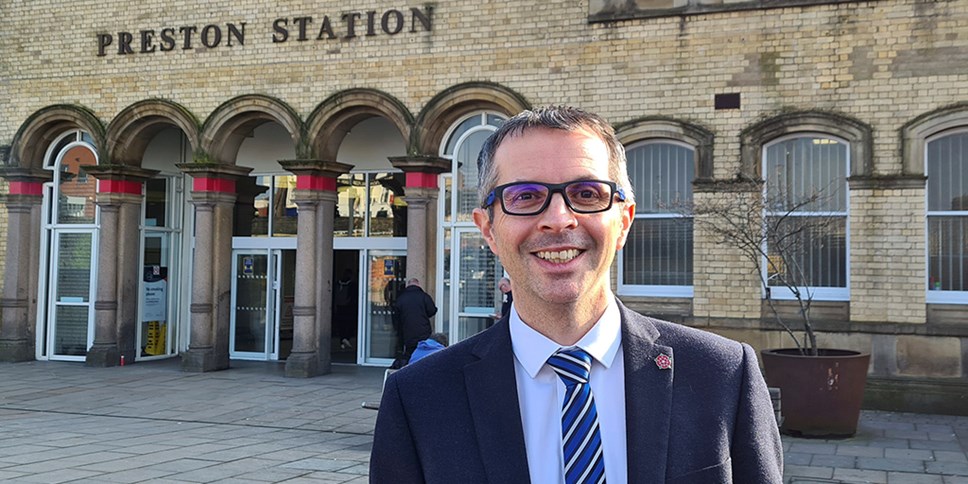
[[850, 187, 927, 324], [691, 190, 762, 320], [2, 0, 967, 342]]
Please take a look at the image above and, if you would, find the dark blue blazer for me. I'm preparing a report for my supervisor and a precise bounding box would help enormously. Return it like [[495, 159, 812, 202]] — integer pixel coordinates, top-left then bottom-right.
[[370, 302, 783, 483]]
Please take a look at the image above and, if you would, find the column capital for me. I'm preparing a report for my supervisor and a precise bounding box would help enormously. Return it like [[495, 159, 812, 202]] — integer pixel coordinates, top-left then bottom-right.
[[388, 155, 450, 174], [404, 191, 436, 208], [389, 155, 449, 190], [177, 163, 253, 196], [0, 167, 52, 184], [280, 159, 353, 195], [84, 164, 161, 205], [280, 159, 353, 179], [0, 167, 52, 205], [83, 164, 160, 184]]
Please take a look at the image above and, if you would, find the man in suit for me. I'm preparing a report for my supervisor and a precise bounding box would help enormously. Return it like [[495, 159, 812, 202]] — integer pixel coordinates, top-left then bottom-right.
[[370, 106, 783, 483]]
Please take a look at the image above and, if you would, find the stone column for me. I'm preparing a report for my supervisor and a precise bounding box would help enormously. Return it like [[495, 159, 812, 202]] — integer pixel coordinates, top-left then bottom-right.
[[280, 160, 351, 378], [177, 164, 252, 372], [402, 191, 432, 285], [389, 155, 449, 292], [83, 166, 158, 367], [0, 169, 50, 362]]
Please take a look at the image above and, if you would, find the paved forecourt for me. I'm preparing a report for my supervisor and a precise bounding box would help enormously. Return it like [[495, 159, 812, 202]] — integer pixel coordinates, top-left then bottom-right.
[[0, 359, 966, 483]]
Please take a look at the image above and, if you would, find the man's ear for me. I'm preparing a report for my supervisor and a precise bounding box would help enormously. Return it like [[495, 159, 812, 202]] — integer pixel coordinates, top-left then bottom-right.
[[615, 201, 635, 251], [473, 207, 500, 255]]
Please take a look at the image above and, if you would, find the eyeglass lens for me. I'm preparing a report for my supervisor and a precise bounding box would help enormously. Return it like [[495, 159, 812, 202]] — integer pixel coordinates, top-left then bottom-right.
[[501, 181, 613, 214]]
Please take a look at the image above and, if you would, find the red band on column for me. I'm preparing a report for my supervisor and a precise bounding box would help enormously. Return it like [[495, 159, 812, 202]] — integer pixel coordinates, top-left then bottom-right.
[[98, 180, 142, 195], [296, 175, 337, 191], [406, 172, 438, 189], [8, 181, 44, 196], [193, 177, 236, 193]]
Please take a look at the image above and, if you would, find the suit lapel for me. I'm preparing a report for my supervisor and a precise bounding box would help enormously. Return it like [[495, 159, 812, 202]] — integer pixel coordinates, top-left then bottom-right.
[[620, 304, 674, 484], [464, 319, 531, 483]]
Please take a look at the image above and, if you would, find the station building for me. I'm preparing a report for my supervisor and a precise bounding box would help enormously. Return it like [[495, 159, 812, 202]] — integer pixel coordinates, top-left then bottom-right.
[[1, 0, 967, 412]]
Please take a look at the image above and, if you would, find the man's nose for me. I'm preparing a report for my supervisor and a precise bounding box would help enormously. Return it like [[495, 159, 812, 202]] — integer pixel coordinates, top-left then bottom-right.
[[538, 192, 578, 231]]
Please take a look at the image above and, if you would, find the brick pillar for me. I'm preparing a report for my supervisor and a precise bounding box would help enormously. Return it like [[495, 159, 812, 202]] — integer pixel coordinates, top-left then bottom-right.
[[280, 160, 352, 378], [389, 155, 449, 292], [83, 166, 159, 367], [177, 164, 252, 372], [0, 169, 50, 362]]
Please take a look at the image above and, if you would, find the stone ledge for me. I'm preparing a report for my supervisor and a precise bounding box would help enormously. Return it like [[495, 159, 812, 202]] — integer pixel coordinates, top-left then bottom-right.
[[683, 316, 968, 338], [863, 377, 968, 417]]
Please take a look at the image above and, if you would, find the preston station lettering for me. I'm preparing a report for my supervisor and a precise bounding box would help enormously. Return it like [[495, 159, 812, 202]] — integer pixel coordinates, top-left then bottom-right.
[[96, 6, 433, 57]]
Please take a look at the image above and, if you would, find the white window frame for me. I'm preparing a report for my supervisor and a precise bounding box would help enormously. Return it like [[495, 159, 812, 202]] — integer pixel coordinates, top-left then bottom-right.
[[762, 133, 850, 302], [436, 111, 505, 343], [925, 128, 968, 304], [618, 139, 695, 298], [37, 130, 101, 361]]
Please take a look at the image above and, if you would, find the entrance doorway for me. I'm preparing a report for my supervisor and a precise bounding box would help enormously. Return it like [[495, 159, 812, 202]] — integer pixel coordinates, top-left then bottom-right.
[[330, 245, 407, 366], [363, 251, 407, 365], [229, 249, 295, 361], [39, 131, 99, 361], [332, 250, 360, 364]]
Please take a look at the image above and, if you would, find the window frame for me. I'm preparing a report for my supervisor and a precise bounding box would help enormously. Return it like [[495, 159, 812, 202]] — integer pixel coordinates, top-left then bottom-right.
[[761, 132, 851, 302], [618, 139, 696, 298], [925, 128, 968, 304]]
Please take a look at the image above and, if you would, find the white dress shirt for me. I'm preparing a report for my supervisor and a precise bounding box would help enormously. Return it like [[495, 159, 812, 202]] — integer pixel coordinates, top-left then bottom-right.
[[509, 297, 628, 484]]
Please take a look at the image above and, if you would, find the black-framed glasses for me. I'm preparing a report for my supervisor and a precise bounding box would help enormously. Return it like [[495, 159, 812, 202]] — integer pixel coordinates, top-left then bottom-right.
[[482, 180, 627, 216]]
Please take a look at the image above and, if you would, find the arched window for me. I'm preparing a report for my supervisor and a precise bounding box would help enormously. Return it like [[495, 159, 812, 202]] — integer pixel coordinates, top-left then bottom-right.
[[41, 130, 100, 360], [926, 130, 968, 300], [45, 130, 98, 224], [762, 134, 849, 301], [438, 112, 505, 343], [441, 112, 505, 223], [619, 141, 695, 297]]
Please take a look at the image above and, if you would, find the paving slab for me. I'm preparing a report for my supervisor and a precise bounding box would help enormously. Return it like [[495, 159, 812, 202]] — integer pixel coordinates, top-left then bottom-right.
[[1, 359, 966, 483]]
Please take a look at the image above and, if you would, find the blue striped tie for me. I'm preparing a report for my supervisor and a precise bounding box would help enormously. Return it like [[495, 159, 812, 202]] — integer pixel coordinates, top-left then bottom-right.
[[547, 348, 606, 484]]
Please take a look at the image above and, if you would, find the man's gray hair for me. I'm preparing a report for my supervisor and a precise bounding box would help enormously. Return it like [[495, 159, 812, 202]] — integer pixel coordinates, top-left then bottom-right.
[[476, 106, 635, 209]]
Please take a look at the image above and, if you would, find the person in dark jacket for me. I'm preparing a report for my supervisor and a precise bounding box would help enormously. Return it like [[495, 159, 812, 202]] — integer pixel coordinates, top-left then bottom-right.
[[392, 278, 438, 363]]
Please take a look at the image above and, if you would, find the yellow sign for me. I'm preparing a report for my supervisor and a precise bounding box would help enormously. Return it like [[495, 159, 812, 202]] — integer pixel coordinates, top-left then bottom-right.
[[144, 321, 167, 356]]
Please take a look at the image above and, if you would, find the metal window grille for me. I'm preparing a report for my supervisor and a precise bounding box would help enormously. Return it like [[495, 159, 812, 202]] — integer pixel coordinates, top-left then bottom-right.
[[623, 142, 695, 287]]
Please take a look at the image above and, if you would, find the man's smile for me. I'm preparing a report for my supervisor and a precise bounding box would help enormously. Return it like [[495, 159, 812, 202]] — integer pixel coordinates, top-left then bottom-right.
[[534, 249, 583, 264]]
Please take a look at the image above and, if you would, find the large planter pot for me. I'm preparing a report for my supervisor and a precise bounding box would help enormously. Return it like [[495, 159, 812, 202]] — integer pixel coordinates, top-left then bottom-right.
[[761, 348, 870, 438]]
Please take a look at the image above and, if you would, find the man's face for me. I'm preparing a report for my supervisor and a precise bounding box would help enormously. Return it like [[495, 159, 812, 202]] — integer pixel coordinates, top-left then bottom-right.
[[473, 127, 635, 309]]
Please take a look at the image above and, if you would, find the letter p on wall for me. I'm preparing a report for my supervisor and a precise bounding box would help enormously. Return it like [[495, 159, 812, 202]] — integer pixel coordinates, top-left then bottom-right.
[[97, 33, 113, 57]]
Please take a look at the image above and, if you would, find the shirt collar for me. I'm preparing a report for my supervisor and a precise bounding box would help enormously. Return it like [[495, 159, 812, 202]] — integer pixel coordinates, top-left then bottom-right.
[[509, 297, 622, 379]]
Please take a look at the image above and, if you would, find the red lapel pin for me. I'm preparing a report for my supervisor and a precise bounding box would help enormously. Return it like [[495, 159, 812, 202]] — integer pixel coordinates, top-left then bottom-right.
[[655, 354, 672, 370]]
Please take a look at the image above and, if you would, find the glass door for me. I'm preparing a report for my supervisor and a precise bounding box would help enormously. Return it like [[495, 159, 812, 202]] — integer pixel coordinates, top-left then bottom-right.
[[229, 249, 295, 361], [47, 230, 98, 359], [450, 228, 502, 343], [230, 250, 277, 360], [139, 233, 172, 358], [138, 175, 183, 359], [362, 250, 407, 365]]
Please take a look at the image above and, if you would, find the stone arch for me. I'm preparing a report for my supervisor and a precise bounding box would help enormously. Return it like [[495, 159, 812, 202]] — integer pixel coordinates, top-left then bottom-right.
[[201, 94, 303, 164], [106, 99, 201, 166], [305, 88, 413, 161], [412, 82, 530, 156], [10, 105, 105, 169], [615, 117, 715, 180], [740, 110, 872, 179], [901, 102, 968, 176]]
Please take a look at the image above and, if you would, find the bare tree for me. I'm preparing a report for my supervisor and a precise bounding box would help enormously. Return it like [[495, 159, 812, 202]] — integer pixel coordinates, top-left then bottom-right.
[[670, 176, 845, 356]]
